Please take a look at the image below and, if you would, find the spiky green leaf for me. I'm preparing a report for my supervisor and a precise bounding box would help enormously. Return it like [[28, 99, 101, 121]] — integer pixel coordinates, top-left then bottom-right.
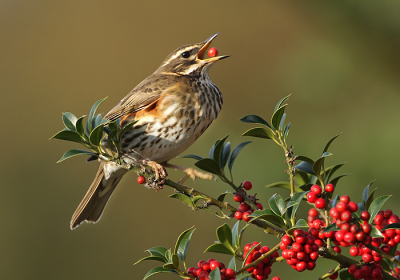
[[57, 149, 97, 163], [174, 227, 195, 264], [242, 127, 274, 140], [86, 97, 107, 134], [228, 141, 252, 172]]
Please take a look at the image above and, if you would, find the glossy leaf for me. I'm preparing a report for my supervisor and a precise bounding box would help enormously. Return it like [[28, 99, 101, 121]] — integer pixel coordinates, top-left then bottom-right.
[[204, 243, 234, 255], [279, 113, 286, 131], [370, 226, 384, 238], [295, 170, 311, 186], [106, 129, 117, 152], [50, 130, 83, 144], [217, 191, 229, 202], [368, 195, 392, 224], [269, 194, 285, 216], [228, 256, 236, 270], [240, 114, 273, 130], [286, 191, 307, 221], [89, 124, 105, 146], [143, 267, 176, 280], [228, 141, 252, 172], [250, 209, 287, 229], [296, 156, 314, 165], [312, 152, 332, 178], [265, 181, 303, 193], [271, 104, 287, 130], [274, 94, 290, 113], [363, 180, 376, 209], [92, 114, 102, 130], [299, 183, 313, 192], [195, 159, 222, 176], [57, 149, 97, 163], [209, 267, 221, 280], [331, 195, 339, 207], [169, 193, 195, 209], [180, 154, 203, 160], [295, 161, 315, 176], [382, 223, 400, 231], [174, 227, 195, 263], [216, 224, 234, 254], [287, 219, 309, 235], [163, 254, 179, 270], [242, 127, 274, 139], [231, 221, 240, 249], [324, 163, 345, 185], [134, 255, 167, 265], [283, 123, 291, 141], [322, 223, 340, 233], [221, 142, 231, 169], [323, 134, 340, 154], [211, 135, 229, 167], [75, 116, 86, 136], [62, 112, 78, 131], [147, 247, 169, 261], [86, 97, 107, 134]]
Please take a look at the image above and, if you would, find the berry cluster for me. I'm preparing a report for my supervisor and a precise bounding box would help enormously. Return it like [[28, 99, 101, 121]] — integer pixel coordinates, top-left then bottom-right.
[[243, 242, 279, 280], [306, 184, 334, 209], [348, 263, 383, 280], [186, 259, 235, 280], [328, 196, 373, 248], [233, 181, 263, 222], [374, 209, 400, 247], [280, 229, 319, 272]]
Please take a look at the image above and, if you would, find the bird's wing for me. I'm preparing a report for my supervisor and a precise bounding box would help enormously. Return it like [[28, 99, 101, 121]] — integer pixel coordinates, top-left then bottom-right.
[[104, 75, 174, 121]]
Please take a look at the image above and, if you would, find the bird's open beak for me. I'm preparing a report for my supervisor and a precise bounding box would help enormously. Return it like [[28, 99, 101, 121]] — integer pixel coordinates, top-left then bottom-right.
[[197, 33, 230, 62]]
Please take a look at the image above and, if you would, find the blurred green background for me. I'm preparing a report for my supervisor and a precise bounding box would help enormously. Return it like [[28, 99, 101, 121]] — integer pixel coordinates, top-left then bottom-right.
[[2, 1, 400, 279]]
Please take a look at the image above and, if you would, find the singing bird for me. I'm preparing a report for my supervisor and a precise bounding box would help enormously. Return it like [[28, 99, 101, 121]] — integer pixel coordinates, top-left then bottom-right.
[[70, 33, 229, 229]]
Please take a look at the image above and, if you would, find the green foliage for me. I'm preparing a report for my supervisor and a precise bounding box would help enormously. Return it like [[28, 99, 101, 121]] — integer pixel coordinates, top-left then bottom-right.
[[51, 98, 137, 163]]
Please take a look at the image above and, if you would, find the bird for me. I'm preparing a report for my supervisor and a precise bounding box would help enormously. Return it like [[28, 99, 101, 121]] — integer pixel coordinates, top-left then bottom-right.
[[70, 33, 229, 229]]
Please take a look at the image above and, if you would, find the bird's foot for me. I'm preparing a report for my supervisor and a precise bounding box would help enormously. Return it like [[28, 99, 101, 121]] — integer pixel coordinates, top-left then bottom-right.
[[141, 160, 168, 190], [162, 163, 216, 185]]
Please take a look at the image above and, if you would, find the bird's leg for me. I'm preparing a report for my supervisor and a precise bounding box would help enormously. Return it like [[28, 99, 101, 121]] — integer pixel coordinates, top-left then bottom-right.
[[162, 162, 216, 185]]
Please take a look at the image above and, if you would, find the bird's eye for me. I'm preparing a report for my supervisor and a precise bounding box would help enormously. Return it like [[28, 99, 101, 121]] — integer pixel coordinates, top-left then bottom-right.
[[181, 51, 190, 58]]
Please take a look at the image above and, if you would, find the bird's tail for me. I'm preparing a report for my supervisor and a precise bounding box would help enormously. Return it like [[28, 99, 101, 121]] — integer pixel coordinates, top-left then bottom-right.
[[70, 162, 127, 230]]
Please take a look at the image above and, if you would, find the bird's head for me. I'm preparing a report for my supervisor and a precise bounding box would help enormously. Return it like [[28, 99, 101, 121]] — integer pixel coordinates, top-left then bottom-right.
[[156, 33, 229, 76]]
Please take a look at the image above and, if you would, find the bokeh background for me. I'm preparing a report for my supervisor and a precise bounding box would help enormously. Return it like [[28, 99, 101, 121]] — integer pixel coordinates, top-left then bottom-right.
[[2, 1, 400, 279]]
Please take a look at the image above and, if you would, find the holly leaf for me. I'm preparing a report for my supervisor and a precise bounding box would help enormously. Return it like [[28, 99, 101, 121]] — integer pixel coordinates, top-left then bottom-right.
[[174, 227, 195, 264], [209, 267, 221, 280], [195, 158, 222, 176], [62, 112, 78, 131], [240, 114, 273, 130], [269, 194, 285, 216], [204, 243, 234, 255], [242, 127, 274, 140], [50, 130, 83, 144], [57, 149, 97, 163], [86, 97, 107, 134], [228, 141, 252, 172], [142, 267, 177, 280], [369, 195, 392, 224], [169, 193, 195, 209]]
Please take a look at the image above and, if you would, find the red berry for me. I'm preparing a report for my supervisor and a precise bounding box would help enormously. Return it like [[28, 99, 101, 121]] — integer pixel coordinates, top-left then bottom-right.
[[310, 251, 319, 260], [347, 201, 358, 213], [281, 235, 292, 245], [340, 195, 350, 203], [292, 242, 303, 252], [349, 246, 359, 256], [307, 192, 318, 203], [209, 261, 220, 270], [307, 260, 316, 270], [296, 261, 307, 272], [374, 214, 384, 225], [384, 209, 393, 219], [325, 183, 335, 193], [362, 223, 372, 234], [344, 232, 356, 244], [315, 198, 327, 209], [233, 193, 243, 202], [256, 202, 263, 210], [362, 253, 373, 262], [329, 207, 340, 219], [208, 47, 218, 58], [341, 210, 352, 222], [371, 268, 382, 279], [243, 181, 252, 190], [242, 211, 252, 222], [336, 202, 347, 212], [360, 211, 370, 221], [198, 260, 205, 268], [202, 262, 210, 271], [333, 246, 341, 253], [234, 210, 243, 220], [361, 265, 372, 276], [198, 270, 209, 280], [225, 268, 235, 278], [329, 272, 338, 279], [353, 269, 363, 279], [137, 175, 146, 184], [311, 185, 322, 195], [309, 208, 318, 217], [238, 203, 250, 212], [295, 235, 306, 244], [271, 277, 281, 280], [349, 264, 358, 274]]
